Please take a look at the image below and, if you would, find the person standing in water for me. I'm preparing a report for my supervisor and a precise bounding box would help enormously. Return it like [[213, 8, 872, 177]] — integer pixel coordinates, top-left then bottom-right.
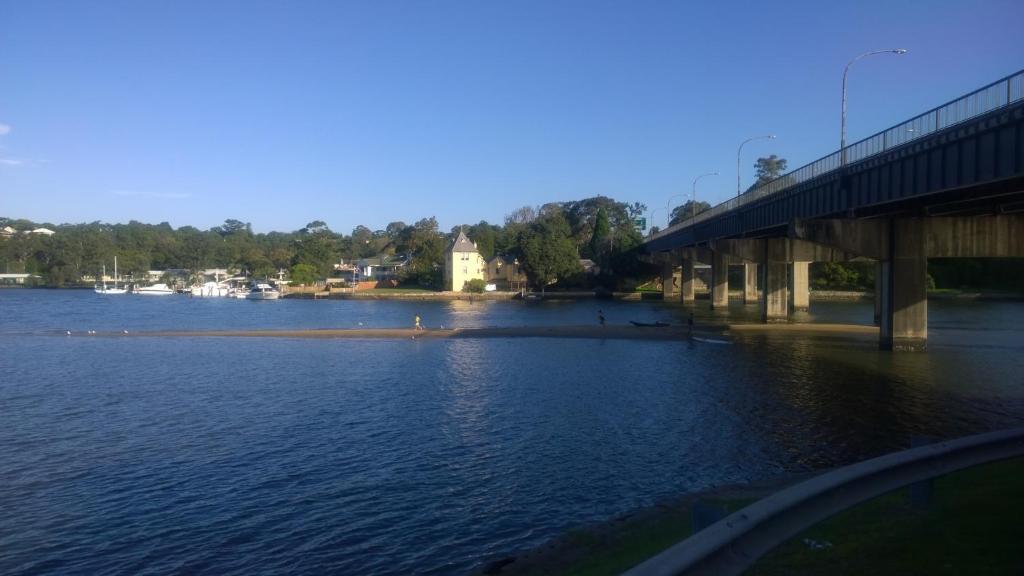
[[415, 314, 424, 331], [598, 310, 606, 326]]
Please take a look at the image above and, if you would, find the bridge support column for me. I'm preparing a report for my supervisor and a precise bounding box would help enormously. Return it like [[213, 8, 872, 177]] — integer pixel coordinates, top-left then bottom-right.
[[760, 240, 788, 322], [710, 251, 728, 309], [743, 263, 758, 304], [880, 219, 927, 351], [661, 258, 678, 300], [680, 255, 695, 303], [789, 262, 810, 312], [874, 261, 882, 326]]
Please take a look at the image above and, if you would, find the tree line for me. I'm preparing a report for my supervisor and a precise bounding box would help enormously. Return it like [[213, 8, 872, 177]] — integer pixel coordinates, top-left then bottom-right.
[[0, 195, 652, 290]]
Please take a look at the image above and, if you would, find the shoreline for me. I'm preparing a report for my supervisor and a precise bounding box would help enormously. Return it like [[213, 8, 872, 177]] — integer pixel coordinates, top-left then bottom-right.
[[67, 322, 883, 342], [122, 325, 702, 341], [6, 285, 1024, 301]]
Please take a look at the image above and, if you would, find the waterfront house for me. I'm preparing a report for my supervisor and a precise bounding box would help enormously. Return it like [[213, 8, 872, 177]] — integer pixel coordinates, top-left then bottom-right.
[[485, 254, 527, 290], [579, 259, 601, 275], [445, 231, 486, 291], [356, 254, 409, 284], [0, 273, 41, 286], [1, 226, 16, 237], [30, 227, 55, 236]]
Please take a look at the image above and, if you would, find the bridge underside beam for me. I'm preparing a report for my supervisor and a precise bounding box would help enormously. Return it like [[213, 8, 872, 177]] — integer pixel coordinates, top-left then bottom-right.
[[926, 215, 1024, 257], [711, 238, 854, 263], [790, 215, 1024, 258]]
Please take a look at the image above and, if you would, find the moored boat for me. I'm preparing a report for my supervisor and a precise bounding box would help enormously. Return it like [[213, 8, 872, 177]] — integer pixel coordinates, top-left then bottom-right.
[[190, 281, 230, 297], [245, 282, 280, 300], [134, 283, 175, 295], [94, 258, 127, 295]]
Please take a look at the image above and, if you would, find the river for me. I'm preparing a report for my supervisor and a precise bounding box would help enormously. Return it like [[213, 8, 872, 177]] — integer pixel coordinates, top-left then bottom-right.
[[1, 290, 1022, 574]]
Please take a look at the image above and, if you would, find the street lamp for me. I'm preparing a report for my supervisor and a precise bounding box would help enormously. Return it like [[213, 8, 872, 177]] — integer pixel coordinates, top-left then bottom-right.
[[665, 193, 689, 228], [841, 48, 908, 165], [737, 134, 776, 196], [691, 172, 718, 225]]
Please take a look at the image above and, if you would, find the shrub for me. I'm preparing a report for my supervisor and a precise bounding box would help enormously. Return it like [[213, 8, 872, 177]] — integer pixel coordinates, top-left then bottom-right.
[[464, 278, 487, 293]]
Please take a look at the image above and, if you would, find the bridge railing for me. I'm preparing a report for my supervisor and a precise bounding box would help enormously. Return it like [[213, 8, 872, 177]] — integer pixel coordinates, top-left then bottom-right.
[[650, 69, 1024, 242]]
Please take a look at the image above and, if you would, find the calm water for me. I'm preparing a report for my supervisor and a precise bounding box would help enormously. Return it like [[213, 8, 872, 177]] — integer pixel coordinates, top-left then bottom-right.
[[2, 290, 1023, 574]]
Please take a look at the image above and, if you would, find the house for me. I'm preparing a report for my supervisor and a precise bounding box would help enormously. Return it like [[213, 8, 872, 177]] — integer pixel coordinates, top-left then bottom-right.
[[445, 231, 486, 291], [30, 228, 55, 236], [356, 254, 409, 283], [486, 254, 527, 290], [579, 259, 601, 276], [1, 226, 17, 237], [0, 273, 41, 285]]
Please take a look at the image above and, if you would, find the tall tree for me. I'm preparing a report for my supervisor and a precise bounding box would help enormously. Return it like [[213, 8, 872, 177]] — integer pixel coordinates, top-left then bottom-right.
[[752, 155, 788, 189], [589, 207, 611, 266], [520, 209, 580, 292], [293, 221, 337, 278], [668, 201, 712, 226]]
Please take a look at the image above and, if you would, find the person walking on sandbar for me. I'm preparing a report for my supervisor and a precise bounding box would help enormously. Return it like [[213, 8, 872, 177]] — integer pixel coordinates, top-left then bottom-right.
[[598, 310, 606, 327], [415, 314, 424, 331]]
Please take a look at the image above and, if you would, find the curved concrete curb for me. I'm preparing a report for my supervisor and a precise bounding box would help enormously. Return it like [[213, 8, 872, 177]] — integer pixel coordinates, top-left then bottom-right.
[[623, 427, 1024, 576]]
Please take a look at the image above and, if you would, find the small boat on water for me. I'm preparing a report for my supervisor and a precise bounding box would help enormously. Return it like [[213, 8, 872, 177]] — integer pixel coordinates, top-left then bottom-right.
[[133, 283, 175, 295], [245, 282, 280, 300], [94, 257, 127, 295]]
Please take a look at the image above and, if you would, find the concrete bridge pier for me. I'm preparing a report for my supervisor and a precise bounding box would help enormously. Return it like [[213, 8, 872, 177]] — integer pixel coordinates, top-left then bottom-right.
[[879, 219, 928, 351], [661, 257, 679, 300], [874, 261, 883, 326], [759, 240, 789, 322], [743, 263, 759, 304], [680, 253, 696, 303], [789, 262, 810, 312], [710, 251, 729, 309]]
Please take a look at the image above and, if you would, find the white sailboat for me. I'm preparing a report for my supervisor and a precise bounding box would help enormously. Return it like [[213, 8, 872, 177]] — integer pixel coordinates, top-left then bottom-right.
[[94, 256, 127, 295]]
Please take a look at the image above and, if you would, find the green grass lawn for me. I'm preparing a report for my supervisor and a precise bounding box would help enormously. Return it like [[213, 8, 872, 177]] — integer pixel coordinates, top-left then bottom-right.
[[747, 457, 1024, 575], [519, 457, 1024, 576]]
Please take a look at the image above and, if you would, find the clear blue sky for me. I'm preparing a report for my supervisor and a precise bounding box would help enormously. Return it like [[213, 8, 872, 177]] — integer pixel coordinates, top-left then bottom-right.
[[1, 0, 1022, 233]]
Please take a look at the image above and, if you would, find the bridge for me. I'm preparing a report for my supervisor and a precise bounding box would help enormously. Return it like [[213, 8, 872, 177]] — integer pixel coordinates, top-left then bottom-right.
[[643, 70, 1024, 351]]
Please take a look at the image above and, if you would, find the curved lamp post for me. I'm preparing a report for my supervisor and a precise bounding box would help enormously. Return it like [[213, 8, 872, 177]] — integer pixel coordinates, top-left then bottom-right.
[[737, 134, 776, 196], [841, 48, 908, 165], [691, 172, 719, 225], [665, 193, 689, 228]]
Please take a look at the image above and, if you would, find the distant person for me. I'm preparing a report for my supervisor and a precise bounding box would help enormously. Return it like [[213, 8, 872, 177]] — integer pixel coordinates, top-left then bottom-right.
[[687, 311, 694, 337], [598, 310, 606, 327], [415, 314, 424, 331]]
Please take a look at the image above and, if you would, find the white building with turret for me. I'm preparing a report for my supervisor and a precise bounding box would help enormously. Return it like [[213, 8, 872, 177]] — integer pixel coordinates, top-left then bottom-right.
[[444, 230, 486, 291]]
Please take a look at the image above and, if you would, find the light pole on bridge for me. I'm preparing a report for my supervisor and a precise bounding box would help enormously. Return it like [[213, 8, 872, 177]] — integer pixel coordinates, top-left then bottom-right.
[[665, 194, 689, 228], [841, 48, 908, 166], [691, 172, 718, 226], [737, 134, 776, 197]]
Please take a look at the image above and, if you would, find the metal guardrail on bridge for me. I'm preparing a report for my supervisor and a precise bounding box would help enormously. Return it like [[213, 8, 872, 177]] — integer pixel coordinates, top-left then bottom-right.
[[649, 69, 1024, 242]]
